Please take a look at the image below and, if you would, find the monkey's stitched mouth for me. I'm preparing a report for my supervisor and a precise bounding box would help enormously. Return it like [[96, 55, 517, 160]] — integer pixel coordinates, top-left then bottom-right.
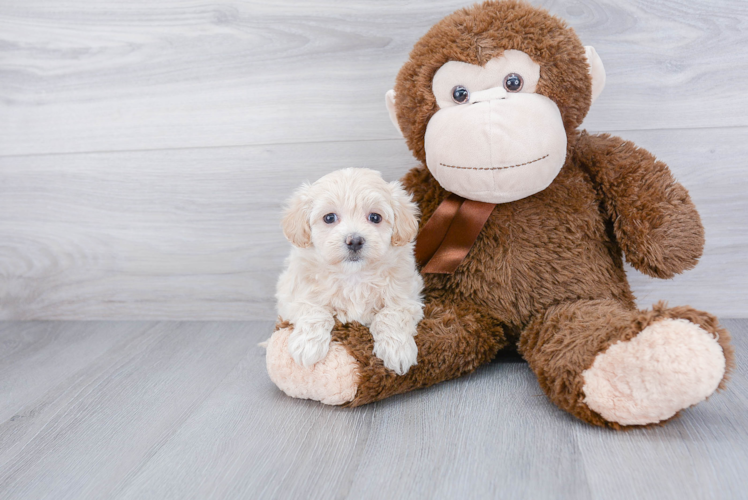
[[440, 154, 549, 171]]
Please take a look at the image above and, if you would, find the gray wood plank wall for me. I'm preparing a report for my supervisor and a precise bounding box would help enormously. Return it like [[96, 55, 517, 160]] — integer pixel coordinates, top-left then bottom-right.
[[1, 0, 746, 319]]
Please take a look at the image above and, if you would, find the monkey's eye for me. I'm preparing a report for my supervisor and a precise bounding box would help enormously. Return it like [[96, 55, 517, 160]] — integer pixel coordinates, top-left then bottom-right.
[[323, 213, 337, 224], [451, 85, 470, 104], [368, 213, 382, 224], [503, 73, 523, 92]]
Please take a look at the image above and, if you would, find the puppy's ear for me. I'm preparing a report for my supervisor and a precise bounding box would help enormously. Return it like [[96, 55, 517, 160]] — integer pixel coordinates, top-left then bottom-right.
[[389, 181, 420, 246], [281, 184, 313, 248]]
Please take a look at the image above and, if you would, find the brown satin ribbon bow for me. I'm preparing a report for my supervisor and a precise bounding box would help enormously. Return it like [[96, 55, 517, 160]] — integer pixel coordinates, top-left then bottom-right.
[[414, 193, 496, 274]]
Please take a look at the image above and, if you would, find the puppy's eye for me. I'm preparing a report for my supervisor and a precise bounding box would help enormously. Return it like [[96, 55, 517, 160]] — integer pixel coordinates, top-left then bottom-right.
[[368, 213, 382, 224], [323, 213, 337, 224], [451, 85, 469, 104], [503, 73, 523, 92]]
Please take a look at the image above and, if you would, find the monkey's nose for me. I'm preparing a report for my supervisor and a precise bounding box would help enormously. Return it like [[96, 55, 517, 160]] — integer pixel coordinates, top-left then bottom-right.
[[345, 234, 365, 253], [469, 86, 507, 104]]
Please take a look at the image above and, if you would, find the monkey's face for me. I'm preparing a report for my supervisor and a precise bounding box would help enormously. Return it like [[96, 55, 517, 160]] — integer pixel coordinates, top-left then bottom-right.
[[385, 1, 606, 204], [424, 50, 566, 204]]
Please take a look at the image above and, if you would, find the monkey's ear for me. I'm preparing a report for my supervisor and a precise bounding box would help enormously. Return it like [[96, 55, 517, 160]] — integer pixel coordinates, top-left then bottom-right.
[[385, 90, 404, 137], [281, 184, 313, 248], [584, 46, 606, 104], [389, 181, 419, 246]]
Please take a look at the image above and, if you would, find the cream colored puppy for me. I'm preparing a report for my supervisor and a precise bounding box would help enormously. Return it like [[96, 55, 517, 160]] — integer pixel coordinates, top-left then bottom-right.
[[277, 168, 424, 375]]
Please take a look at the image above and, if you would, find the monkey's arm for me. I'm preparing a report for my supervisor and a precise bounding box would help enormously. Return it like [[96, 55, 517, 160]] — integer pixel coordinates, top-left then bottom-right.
[[336, 300, 506, 406], [266, 299, 507, 406], [575, 131, 704, 279]]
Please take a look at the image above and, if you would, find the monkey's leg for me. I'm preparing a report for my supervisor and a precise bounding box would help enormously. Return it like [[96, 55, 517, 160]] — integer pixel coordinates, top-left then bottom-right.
[[265, 301, 507, 406], [519, 300, 734, 428]]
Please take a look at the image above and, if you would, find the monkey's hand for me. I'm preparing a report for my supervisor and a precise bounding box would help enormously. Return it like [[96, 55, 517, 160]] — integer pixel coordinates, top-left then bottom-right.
[[576, 132, 704, 278]]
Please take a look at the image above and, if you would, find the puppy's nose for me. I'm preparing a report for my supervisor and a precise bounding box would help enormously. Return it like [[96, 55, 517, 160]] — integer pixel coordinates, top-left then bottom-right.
[[345, 234, 365, 253]]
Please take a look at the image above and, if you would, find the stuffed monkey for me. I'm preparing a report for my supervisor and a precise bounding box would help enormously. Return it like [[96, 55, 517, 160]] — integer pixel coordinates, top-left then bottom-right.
[[266, 0, 734, 428]]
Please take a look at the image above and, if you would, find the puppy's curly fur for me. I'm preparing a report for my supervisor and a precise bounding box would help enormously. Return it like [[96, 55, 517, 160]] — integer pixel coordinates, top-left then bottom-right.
[[277, 168, 424, 375]]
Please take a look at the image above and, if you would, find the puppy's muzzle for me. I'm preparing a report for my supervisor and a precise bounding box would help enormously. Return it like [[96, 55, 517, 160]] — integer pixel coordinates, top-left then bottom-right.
[[345, 234, 365, 253]]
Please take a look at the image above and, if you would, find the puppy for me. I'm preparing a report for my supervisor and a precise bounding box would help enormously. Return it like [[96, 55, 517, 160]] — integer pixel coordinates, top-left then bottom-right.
[[276, 168, 424, 375]]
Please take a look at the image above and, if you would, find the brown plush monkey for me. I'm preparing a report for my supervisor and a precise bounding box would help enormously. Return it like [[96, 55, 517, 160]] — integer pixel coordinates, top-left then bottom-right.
[[266, 0, 734, 428]]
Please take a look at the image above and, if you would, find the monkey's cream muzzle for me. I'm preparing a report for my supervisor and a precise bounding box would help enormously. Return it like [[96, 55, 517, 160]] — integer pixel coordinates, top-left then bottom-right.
[[385, 47, 605, 205], [423, 91, 567, 204], [468, 85, 508, 104]]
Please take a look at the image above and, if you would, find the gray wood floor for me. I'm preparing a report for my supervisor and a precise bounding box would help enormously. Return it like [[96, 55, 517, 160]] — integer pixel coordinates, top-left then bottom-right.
[[1, 0, 747, 320], [0, 319, 746, 500]]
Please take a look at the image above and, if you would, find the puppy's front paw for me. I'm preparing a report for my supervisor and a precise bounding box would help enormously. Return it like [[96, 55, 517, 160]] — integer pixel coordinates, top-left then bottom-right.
[[372, 331, 418, 375], [288, 319, 333, 368]]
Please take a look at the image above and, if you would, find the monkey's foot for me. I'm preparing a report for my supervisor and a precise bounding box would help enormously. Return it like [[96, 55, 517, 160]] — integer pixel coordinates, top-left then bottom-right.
[[582, 318, 726, 426], [265, 327, 359, 405]]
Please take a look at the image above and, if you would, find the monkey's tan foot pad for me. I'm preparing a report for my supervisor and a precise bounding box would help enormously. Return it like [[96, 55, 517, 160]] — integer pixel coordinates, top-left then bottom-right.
[[582, 318, 726, 426], [265, 327, 359, 405]]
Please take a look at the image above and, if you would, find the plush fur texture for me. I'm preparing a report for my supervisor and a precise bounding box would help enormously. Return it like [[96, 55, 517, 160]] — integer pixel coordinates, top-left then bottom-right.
[[266, 0, 734, 427], [277, 168, 424, 375]]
